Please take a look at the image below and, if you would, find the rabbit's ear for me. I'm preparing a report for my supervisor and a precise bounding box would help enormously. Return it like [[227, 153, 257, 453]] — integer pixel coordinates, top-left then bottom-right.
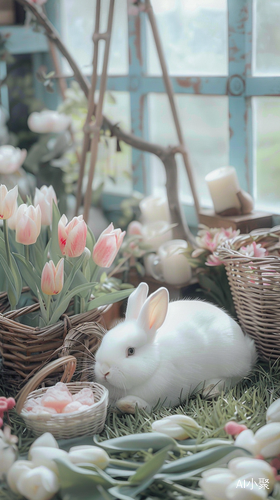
[[126, 282, 149, 321], [137, 287, 169, 336]]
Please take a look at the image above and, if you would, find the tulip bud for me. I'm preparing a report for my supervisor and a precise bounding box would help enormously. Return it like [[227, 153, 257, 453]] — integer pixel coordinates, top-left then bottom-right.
[[68, 445, 110, 470], [254, 422, 280, 458], [15, 204, 41, 245], [28, 446, 69, 474], [29, 433, 59, 452], [58, 214, 87, 258], [228, 457, 276, 493], [234, 429, 260, 456], [92, 223, 126, 268], [151, 414, 201, 440], [16, 465, 59, 500], [224, 421, 248, 436], [266, 399, 280, 423], [0, 185, 18, 220], [41, 259, 64, 295], [34, 186, 57, 226], [199, 472, 236, 500], [7, 460, 35, 494]]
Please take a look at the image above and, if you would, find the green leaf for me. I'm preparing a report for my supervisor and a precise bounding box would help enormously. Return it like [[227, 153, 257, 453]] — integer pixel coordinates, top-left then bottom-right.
[[86, 226, 96, 252], [49, 202, 62, 264], [129, 445, 171, 485], [197, 273, 225, 303], [93, 432, 178, 453], [100, 272, 107, 284], [14, 253, 41, 297], [49, 282, 95, 324], [87, 289, 134, 311], [0, 252, 18, 308], [162, 445, 250, 474]]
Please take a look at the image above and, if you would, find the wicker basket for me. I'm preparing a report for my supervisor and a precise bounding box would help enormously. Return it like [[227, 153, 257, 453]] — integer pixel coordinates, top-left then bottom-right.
[[216, 225, 280, 361], [16, 355, 109, 438], [0, 294, 109, 382]]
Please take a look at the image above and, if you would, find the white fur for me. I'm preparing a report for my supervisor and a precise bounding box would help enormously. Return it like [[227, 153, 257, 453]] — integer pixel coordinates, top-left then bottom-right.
[[95, 284, 257, 411]]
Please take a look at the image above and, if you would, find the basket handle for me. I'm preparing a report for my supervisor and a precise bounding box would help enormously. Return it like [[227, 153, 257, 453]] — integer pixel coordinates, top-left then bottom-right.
[[16, 355, 77, 414]]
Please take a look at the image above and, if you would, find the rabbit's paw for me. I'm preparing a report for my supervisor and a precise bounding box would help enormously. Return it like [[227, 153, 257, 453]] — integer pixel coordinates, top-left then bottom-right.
[[116, 396, 151, 414]]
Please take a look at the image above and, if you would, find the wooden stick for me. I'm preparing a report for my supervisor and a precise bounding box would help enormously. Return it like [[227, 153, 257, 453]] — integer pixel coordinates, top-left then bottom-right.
[[83, 0, 115, 223], [75, 0, 101, 215], [145, 0, 200, 217]]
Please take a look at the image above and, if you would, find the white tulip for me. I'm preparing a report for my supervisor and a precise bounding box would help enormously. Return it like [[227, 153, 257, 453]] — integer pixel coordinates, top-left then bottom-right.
[[68, 445, 110, 470], [7, 460, 35, 494], [199, 472, 236, 500], [234, 429, 260, 456], [28, 110, 71, 134], [228, 457, 276, 493], [254, 423, 280, 458], [151, 414, 201, 440], [0, 427, 18, 480], [0, 145, 26, 174], [29, 446, 69, 474], [201, 467, 231, 478], [29, 433, 59, 452], [34, 186, 57, 226], [266, 399, 280, 423], [226, 474, 268, 499], [17, 465, 59, 500]]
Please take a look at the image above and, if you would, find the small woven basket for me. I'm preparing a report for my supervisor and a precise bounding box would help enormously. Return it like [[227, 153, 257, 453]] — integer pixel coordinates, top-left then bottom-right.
[[0, 292, 109, 382], [216, 225, 280, 361], [16, 355, 109, 439]]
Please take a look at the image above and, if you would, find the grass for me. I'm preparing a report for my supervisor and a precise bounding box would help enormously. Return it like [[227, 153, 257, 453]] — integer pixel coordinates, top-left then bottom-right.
[[1, 361, 280, 453]]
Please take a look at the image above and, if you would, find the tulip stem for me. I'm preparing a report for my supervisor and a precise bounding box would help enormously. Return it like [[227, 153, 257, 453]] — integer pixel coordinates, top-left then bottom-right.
[[24, 245, 30, 263], [161, 480, 204, 497], [46, 295, 51, 324], [178, 438, 233, 451], [108, 254, 131, 278], [3, 219, 11, 268], [109, 458, 141, 469]]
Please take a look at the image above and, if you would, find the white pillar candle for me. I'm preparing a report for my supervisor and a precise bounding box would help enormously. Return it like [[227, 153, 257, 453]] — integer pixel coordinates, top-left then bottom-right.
[[205, 166, 241, 214], [139, 196, 171, 223], [142, 221, 173, 251], [156, 239, 192, 286]]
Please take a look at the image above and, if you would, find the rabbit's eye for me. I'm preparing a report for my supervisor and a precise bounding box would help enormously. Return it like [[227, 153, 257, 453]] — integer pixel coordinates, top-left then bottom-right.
[[127, 347, 135, 357]]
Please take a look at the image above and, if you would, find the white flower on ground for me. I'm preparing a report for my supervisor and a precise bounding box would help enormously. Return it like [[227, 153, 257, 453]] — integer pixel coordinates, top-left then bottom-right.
[[151, 414, 201, 440]]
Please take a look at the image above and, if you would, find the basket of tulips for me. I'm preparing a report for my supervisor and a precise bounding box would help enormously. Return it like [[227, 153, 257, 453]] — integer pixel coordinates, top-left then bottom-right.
[[0, 184, 133, 383]]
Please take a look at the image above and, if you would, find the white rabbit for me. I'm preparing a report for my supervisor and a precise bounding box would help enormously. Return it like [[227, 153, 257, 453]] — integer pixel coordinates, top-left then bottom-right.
[[95, 283, 257, 413]]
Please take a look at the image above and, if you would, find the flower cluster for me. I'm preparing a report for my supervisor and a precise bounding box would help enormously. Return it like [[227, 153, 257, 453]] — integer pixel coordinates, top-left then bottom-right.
[[0, 183, 131, 326], [192, 224, 240, 266]]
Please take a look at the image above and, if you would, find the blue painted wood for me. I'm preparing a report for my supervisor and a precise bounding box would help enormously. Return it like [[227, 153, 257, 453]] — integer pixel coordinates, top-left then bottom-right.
[[0, 61, 9, 115], [0, 26, 48, 54], [228, 0, 249, 192]]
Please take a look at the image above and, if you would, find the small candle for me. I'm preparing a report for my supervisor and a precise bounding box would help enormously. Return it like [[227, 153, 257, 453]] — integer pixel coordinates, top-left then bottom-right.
[[157, 239, 192, 286], [139, 196, 171, 224], [205, 166, 241, 214], [142, 221, 173, 251]]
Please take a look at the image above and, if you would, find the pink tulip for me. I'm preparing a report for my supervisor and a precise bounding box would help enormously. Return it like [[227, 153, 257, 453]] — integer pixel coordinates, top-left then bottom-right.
[[58, 215, 87, 258], [92, 223, 126, 268], [34, 185, 57, 226], [0, 185, 18, 220], [41, 259, 64, 295], [224, 421, 248, 436], [15, 204, 41, 245]]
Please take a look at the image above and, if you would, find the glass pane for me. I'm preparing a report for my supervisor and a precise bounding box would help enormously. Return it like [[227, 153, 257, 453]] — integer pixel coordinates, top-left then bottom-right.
[[253, 0, 280, 76], [253, 97, 280, 211], [148, 94, 229, 206], [60, 0, 128, 75], [147, 0, 228, 76], [94, 92, 132, 195]]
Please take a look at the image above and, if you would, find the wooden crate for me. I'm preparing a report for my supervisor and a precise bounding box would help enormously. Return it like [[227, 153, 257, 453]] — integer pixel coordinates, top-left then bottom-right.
[[198, 209, 273, 233]]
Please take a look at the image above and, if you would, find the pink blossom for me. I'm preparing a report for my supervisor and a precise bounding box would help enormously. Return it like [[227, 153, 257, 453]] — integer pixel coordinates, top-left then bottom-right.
[[127, 221, 143, 236], [196, 225, 239, 253], [239, 241, 268, 258], [205, 254, 224, 266], [58, 215, 87, 258], [92, 223, 125, 268], [41, 259, 64, 295], [224, 421, 248, 436]]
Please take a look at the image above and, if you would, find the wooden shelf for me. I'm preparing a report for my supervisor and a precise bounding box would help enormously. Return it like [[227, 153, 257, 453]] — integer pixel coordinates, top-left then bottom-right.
[[0, 25, 48, 54], [199, 209, 273, 233]]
